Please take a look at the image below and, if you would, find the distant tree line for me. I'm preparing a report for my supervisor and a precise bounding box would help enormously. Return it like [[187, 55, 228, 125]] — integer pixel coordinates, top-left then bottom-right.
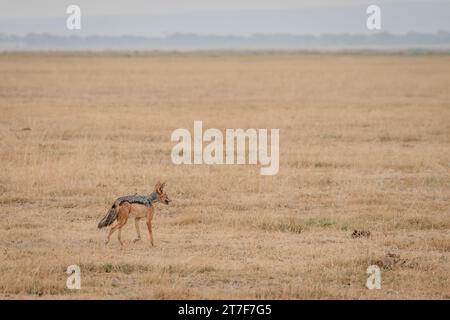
[[1, 31, 449, 50]]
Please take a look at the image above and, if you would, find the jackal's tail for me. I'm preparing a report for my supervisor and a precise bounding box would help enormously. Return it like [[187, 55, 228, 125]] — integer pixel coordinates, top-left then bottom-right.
[[98, 204, 117, 229]]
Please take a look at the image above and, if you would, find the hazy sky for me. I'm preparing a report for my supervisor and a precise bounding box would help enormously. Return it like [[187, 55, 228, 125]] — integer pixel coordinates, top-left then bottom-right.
[[0, 0, 449, 35], [0, 0, 425, 18]]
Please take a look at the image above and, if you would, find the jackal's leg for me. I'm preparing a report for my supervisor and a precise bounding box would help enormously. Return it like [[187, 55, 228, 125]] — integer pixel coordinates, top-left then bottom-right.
[[146, 207, 155, 246], [107, 203, 129, 245], [114, 219, 128, 246], [117, 226, 124, 246], [146, 221, 154, 246], [106, 222, 120, 244], [116, 215, 129, 246], [133, 218, 141, 243]]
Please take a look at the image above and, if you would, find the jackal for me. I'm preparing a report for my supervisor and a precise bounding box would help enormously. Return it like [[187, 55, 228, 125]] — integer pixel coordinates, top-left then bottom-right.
[[98, 181, 171, 246]]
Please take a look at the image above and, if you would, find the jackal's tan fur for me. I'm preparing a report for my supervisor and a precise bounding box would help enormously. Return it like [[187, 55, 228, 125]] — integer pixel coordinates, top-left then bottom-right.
[[104, 181, 171, 246]]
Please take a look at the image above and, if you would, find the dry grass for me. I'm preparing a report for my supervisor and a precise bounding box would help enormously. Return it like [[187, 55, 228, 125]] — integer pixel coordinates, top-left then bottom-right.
[[0, 52, 449, 299]]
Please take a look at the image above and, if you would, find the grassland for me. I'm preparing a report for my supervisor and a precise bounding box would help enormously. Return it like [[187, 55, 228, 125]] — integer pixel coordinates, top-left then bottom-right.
[[0, 52, 449, 299]]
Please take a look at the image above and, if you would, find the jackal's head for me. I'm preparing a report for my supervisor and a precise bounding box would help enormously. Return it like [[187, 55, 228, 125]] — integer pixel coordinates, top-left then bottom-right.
[[154, 181, 171, 205]]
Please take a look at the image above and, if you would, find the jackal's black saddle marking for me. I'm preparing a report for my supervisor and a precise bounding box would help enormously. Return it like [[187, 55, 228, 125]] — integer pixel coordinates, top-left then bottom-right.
[[115, 192, 158, 208]]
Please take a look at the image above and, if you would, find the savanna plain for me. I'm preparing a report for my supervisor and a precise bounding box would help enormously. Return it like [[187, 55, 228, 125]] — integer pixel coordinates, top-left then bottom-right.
[[0, 52, 449, 299]]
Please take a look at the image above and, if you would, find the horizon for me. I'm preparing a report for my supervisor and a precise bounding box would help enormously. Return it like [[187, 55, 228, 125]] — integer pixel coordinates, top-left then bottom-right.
[[2, 31, 450, 52]]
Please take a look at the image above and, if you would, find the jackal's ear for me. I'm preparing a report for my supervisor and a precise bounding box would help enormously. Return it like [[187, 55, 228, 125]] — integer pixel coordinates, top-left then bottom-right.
[[154, 181, 161, 193], [160, 182, 166, 191]]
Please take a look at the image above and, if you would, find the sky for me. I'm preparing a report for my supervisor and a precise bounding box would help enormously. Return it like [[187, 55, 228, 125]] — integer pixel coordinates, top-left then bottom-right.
[[0, 0, 429, 18], [0, 0, 449, 35]]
